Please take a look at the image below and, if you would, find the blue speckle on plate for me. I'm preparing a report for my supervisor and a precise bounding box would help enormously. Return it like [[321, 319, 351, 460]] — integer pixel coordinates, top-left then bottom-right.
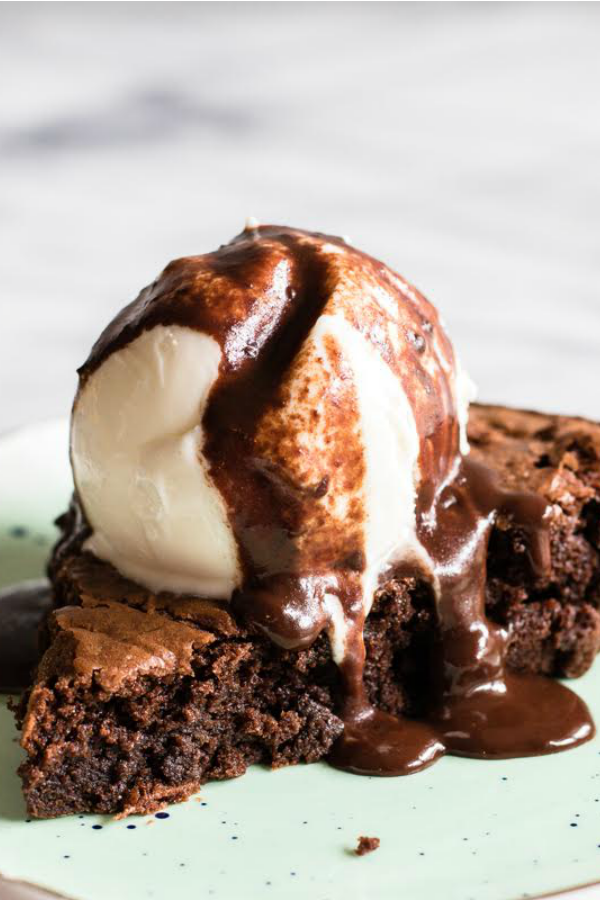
[[9, 526, 28, 538], [127, 824, 136, 830], [155, 812, 169, 820], [92, 825, 102, 830]]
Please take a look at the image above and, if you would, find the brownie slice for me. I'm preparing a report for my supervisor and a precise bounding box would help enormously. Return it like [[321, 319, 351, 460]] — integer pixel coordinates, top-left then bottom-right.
[[16, 404, 600, 818], [16, 567, 423, 818], [469, 404, 600, 675]]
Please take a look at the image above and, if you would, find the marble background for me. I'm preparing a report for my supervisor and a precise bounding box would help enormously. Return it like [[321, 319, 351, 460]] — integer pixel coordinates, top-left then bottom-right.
[[1, 2, 599, 436], [0, 5, 599, 899]]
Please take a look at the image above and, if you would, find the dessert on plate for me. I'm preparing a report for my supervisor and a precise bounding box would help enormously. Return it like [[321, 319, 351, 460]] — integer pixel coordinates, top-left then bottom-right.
[[14, 224, 600, 818]]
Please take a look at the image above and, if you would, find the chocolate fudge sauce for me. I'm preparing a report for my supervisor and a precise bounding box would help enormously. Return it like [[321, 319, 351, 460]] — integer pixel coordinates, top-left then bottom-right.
[[422, 457, 592, 759], [0, 580, 52, 692], [330, 454, 593, 774], [71, 225, 594, 774]]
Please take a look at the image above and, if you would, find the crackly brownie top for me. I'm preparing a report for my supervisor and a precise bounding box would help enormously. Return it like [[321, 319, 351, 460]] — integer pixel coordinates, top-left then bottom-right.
[[57, 552, 242, 636], [39, 600, 214, 693], [468, 404, 600, 509]]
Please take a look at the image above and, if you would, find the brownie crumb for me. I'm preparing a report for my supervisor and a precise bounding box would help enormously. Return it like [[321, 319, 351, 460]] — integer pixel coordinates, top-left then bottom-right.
[[355, 836, 380, 856]]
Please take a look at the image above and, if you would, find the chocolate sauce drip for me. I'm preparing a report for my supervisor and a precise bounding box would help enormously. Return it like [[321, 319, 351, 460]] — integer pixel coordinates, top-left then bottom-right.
[[328, 708, 444, 776], [0, 580, 52, 692], [422, 458, 593, 759], [328, 457, 593, 775], [328, 621, 445, 775], [203, 233, 334, 585], [66, 225, 593, 776]]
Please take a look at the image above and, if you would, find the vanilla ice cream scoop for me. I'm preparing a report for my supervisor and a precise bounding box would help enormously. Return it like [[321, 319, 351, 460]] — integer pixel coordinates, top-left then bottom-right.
[[71, 224, 474, 661]]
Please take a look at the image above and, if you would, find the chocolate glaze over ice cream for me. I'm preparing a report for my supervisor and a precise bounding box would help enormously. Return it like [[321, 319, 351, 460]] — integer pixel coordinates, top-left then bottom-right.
[[69, 224, 594, 774]]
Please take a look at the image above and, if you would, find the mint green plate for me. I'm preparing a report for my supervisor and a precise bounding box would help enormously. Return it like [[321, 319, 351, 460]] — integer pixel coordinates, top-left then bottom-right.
[[1, 420, 599, 900]]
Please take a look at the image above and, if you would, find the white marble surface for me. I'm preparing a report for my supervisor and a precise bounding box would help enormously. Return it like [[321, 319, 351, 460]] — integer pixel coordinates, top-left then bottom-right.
[[0, 4, 599, 899], [1, 2, 599, 436]]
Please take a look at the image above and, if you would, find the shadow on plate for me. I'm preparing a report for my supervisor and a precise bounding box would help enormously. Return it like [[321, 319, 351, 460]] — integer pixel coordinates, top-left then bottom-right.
[[0, 525, 52, 822]]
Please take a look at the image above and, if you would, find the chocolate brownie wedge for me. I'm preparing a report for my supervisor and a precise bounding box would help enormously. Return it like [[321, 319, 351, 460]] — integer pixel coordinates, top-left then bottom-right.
[[15, 404, 600, 818]]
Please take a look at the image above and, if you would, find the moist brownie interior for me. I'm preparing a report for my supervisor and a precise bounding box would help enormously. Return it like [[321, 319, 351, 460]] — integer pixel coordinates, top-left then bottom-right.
[[15, 404, 600, 818]]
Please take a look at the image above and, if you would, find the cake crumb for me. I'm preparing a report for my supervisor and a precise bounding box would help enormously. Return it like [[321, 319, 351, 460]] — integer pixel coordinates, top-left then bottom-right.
[[355, 836, 380, 856]]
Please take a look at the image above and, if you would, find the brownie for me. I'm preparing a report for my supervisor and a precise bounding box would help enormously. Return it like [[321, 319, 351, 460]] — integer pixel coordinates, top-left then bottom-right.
[[15, 404, 600, 819], [355, 836, 380, 856]]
